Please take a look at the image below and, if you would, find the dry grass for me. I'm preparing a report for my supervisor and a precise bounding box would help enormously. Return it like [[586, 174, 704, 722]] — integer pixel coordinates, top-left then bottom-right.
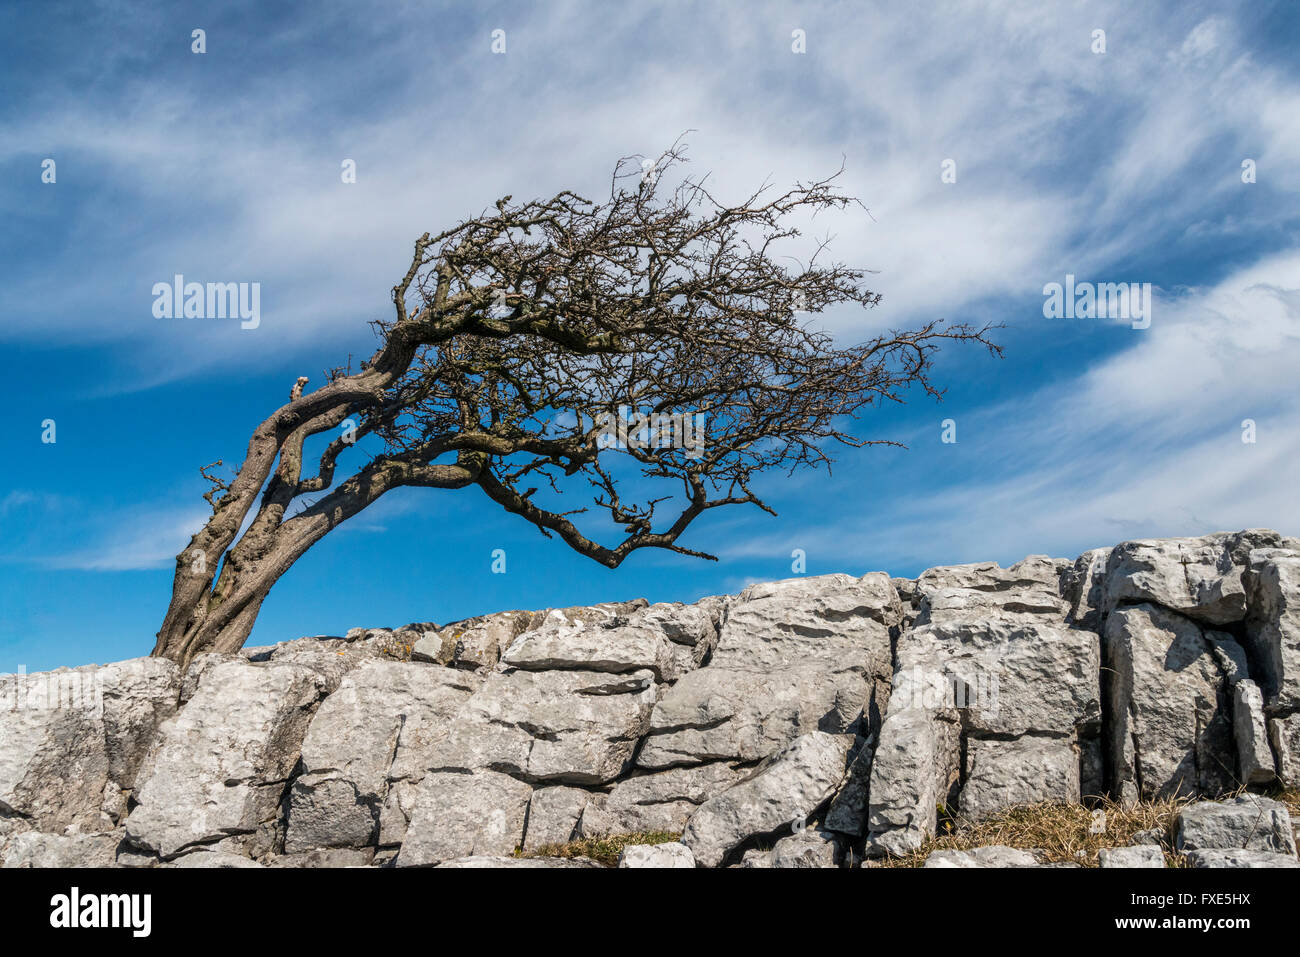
[[519, 831, 681, 868], [866, 798, 1194, 868]]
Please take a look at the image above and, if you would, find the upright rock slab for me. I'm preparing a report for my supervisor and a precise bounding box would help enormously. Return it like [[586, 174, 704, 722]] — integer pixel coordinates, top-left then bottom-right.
[[285, 659, 482, 851], [396, 770, 532, 866], [681, 731, 854, 868], [126, 660, 327, 859], [1106, 604, 1248, 802]]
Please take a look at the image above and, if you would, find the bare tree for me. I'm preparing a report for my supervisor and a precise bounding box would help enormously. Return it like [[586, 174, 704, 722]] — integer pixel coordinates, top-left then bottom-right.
[[152, 144, 1000, 667]]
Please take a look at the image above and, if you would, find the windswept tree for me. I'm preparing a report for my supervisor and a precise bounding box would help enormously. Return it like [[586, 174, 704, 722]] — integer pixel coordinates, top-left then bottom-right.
[[152, 144, 1000, 667]]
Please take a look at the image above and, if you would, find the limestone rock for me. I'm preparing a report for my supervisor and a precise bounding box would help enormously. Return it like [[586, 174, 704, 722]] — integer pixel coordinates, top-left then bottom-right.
[[285, 659, 481, 851], [959, 736, 1080, 820], [1174, 796, 1297, 855], [1106, 604, 1247, 801], [923, 846, 1040, 868], [769, 827, 839, 868], [169, 850, 265, 869], [617, 842, 696, 868], [1098, 845, 1165, 868], [579, 761, 749, 837], [423, 668, 655, 785], [3, 830, 122, 868], [1232, 679, 1275, 785], [1185, 848, 1300, 868], [1244, 551, 1300, 712], [126, 660, 328, 859], [681, 731, 854, 868], [410, 609, 534, 671], [523, 786, 592, 851], [1103, 531, 1284, 625], [1270, 713, 1300, 787], [395, 770, 532, 866]]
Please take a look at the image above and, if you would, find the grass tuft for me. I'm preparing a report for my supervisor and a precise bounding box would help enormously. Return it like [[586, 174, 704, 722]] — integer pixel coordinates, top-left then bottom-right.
[[866, 797, 1194, 868]]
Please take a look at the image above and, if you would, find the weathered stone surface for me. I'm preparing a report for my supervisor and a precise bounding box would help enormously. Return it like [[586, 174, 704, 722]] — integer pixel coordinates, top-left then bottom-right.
[[501, 606, 679, 681], [1244, 551, 1300, 712], [1103, 531, 1284, 626], [617, 842, 696, 868], [923, 846, 1040, 868], [711, 573, 900, 673], [395, 770, 532, 866], [268, 847, 374, 868], [1185, 848, 1300, 868], [436, 855, 604, 868], [914, 556, 1070, 627], [867, 613, 1097, 854], [1174, 796, 1296, 855], [169, 849, 265, 869], [638, 575, 895, 770], [579, 761, 748, 837], [523, 786, 592, 851], [638, 667, 868, 770], [0, 658, 178, 833], [126, 660, 327, 859], [1270, 713, 1300, 787], [423, 668, 655, 785], [959, 735, 1080, 820], [824, 737, 873, 836], [866, 709, 960, 856], [285, 660, 481, 851], [410, 610, 534, 671], [1098, 845, 1165, 868], [1232, 679, 1275, 785], [682, 731, 854, 868], [98, 657, 181, 789], [2, 830, 122, 868], [769, 827, 839, 868], [1063, 547, 1110, 630], [1106, 604, 1248, 801]]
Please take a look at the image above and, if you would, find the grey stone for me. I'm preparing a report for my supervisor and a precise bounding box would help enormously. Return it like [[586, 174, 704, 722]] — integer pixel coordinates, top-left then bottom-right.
[[285, 659, 481, 851], [681, 731, 854, 868], [1185, 848, 1300, 868], [769, 828, 839, 868], [423, 668, 656, 785], [436, 855, 605, 868], [1106, 604, 1247, 801], [1174, 796, 1297, 854], [1098, 845, 1165, 868], [169, 850, 265, 869], [923, 846, 1040, 868], [126, 660, 328, 859], [523, 786, 592, 851], [579, 761, 748, 837], [2, 830, 122, 868], [1244, 552, 1300, 712], [959, 736, 1080, 820], [1233, 679, 1275, 785], [617, 842, 696, 868], [395, 770, 532, 866], [410, 610, 534, 671]]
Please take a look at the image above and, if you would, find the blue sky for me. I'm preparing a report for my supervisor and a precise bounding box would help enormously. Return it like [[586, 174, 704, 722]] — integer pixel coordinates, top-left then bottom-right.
[[3, 0, 1299, 672]]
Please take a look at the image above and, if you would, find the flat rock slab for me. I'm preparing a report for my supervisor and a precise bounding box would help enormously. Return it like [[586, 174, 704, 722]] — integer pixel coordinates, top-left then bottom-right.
[[1185, 848, 1300, 868], [1098, 845, 1166, 868], [618, 843, 696, 868], [923, 846, 1041, 868], [423, 668, 656, 785], [1174, 796, 1297, 855]]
